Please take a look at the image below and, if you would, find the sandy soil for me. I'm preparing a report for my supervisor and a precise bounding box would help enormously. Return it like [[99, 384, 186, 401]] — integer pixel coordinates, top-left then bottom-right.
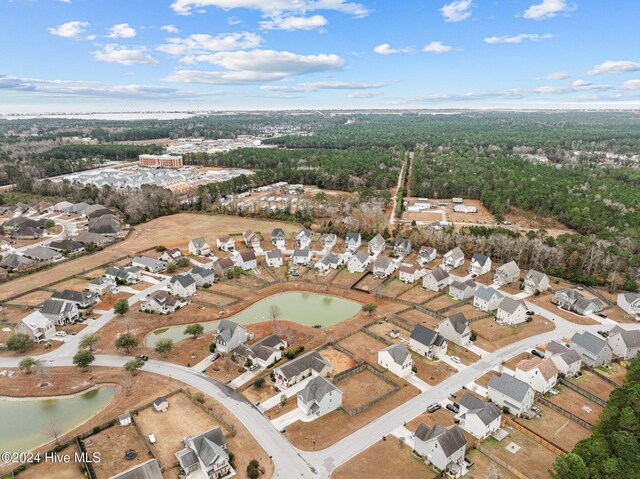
[[472, 316, 555, 352], [515, 403, 592, 452], [15, 442, 85, 479], [339, 369, 395, 410], [547, 385, 603, 425], [319, 347, 358, 376]]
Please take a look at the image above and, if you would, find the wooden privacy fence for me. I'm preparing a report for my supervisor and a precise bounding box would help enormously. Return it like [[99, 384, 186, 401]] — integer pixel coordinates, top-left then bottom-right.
[[537, 397, 594, 430], [476, 446, 529, 479], [559, 378, 606, 407], [506, 418, 568, 455]]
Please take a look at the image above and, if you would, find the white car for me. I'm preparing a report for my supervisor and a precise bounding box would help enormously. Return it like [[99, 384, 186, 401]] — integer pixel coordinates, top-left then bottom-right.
[[450, 356, 461, 364], [55, 331, 67, 337]]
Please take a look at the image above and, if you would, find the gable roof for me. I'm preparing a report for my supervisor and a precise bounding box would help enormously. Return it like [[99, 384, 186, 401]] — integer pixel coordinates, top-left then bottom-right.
[[266, 249, 282, 260], [498, 297, 526, 315], [277, 350, 330, 380], [369, 233, 385, 248], [414, 422, 467, 457], [471, 253, 490, 266], [110, 458, 163, 479], [459, 393, 501, 426], [445, 246, 464, 261], [19, 311, 53, 330], [571, 331, 608, 356], [183, 427, 228, 468], [451, 279, 476, 291], [525, 269, 548, 286], [345, 232, 361, 243], [298, 376, 339, 403], [216, 320, 244, 342], [23, 246, 61, 261], [170, 274, 196, 288], [516, 357, 558, 381], [374, 256, 392, 269], [0, 253, 34, 269], [49, 239, 83, 251], [497, 260, 520, 276], [380, 343, 411, 365], [272, 227, 285, 238], [428, 268, 449, 282], [352, 251, 369, 264], [410, 324, 443, 347], [445, 312, 469, 334], [545, 340, 569, 356], [190, 237, 208, 248], [475, 286, 504, 303], [293, 248, 311, 258], [609, 326, 640, 348], [239, 250, 257, 262], [488, 373, 532, 402], [40, 299, 75, 316]]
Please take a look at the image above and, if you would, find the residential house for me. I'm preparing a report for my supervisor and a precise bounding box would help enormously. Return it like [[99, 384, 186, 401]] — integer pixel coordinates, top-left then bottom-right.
[[40, 299, 79, 326], [345, 232, 361, 252], [215, 320, 251, 353], [469, 253, 492, 276], [297, 376, 343, 418], [188, 237, 210, 256], [443, 247, 465, 270], [438, 313, 471, 346], [553, 289, 604, 316], [11, 227, 42, 240], [87, 215, 121, 236], [570, 331, 613, 367], [233, 335, 287, 369], [617, 292, 640, 321], [487, 373, 534, 416], [393, 238, 412, 257], [169, 274, 197, 298], [265, 249, 284, 268], [50, 200, 73, 212], [88, 276, 117, 296], [296, 228, 313, 248], [0, 254, 34, 272], [236, 250, 257, 270], [515, 357, 559, 393], [607, 326, 640, 360], [473, 286, 504, 312], [449, 279, 477, 300], [458, 393, 502, 439], [496, 297, 528, 325], [544, 341, 583, 377], [398, 263, 425, 284], [189, 266, 216, 287], [15, 311, 56, 342], [413, 423, 467, 474], [175, 427, 231, 479], [23, 246, 63, 263], [49, 239, 84, 255], [105, 266, 140, 284], [212, 257, 235, 278], [118, 412, 132, 427], [422, 268, 451, 291], [216, 236, 235, 253], [131, 256, 166, 273], [315, 252, 341, 272], [110, 459, 163, 479], [273, 351, 332, 388], [418, 246, 437, 265], [51, 290, 98, 308], [243, 229, 261, 248], [141, 291, 185, 314], [373, 256, 395, 279], [159, 248, 183, 263], [409, 324, 448, 359], [271, 228, 286, 248], [347, 251, 370, 273], [321, 233, 337, 249], [523, 270, 550, 294], [153, 397, 168, 412], [292, 248, 312, 266], [367, 234, 386, 255], [494, 261, 521, 285], [74, 232, 110, 245], [65, 202, 89, 214], [378, 343, 414, 377]]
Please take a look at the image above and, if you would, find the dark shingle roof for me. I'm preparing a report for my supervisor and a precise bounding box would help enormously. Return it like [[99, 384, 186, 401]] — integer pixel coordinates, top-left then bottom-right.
[[488, 373, 532, 402]]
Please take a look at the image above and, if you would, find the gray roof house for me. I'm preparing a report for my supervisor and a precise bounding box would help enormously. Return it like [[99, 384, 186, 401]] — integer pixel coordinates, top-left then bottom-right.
[[40, 299, 79, 326], [378, 343, 414, 377], [22, 246, 63, 262], [110, 458, 163, 479], [409, 324, 448, 359], [373, 256, 395, 278], [188, 237, 210, 256], [473, 286, 504, 312], [233, 334, 287, 368], [553, 288, 604, 316], [422, 268, 452, 291], [607, 326, 640, 360], [169, 274, 197, 298], [496, 297, 528, 325], [297, 376, 343, 418], [413, 423, 467, 473], [570, 331, 613, 367], [348, 251, 370, 273], [292, 248, 312, 265], [141, 290, 185, 314], [449, 279, 477, 300], [524, 270, 550, 294], [487, 373, 534, 416], [544, 340, 583, 376], [443, 246, 465, 269], [215, 320, 251, 354], [345, 232, 361, 252], [265, 248, 283, 268], [51, 289, 98, 308], [368, 234, 386, 254], [315, 252, 341, 272], [296, 228, 313, 248], [48, 239, 84, 254], [175, 427, 231, 479], [617, 292, 640, 320], [132, 256, 166, 272], [274, 351, 332, 388], [393, 238, 411, 256], [469, 253, 492, 276], [494, 261, 521, 285], [189, 266, 215, 286], [321, 233, 337, 249], [0, 253, 34, 271], [458, 393, 502, 439], [74, 232, 110, 245], [439, 313, 471, 346], [271, 228, 286, 247]]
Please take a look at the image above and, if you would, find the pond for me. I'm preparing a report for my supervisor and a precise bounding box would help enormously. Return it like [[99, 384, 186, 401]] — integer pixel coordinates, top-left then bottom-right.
[[145, 291, 361, 347], [0, 387, 116, 458]]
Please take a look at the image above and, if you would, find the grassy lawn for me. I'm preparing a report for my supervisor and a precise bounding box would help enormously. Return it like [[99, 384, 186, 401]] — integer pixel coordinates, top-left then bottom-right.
[[472, 316, 555, 352]]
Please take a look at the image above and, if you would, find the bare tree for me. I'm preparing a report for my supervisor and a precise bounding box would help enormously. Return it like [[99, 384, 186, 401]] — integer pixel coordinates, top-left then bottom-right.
[[44, 422, 62, 445], [34, 362, 50, 386], [269, 304, 282, 335], [121, 375, 133, 397]]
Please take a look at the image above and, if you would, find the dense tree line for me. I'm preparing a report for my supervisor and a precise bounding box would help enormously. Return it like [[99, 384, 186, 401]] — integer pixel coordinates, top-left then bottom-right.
[[551, 355, 640, 479]]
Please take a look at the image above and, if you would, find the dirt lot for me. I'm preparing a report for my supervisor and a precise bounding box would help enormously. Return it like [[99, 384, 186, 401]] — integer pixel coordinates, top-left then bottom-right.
[[54, 277, 90, 292], [446, 199, 496, 224], [398, 285, 439, 304], [503, 351, 536, 371], [398, 308, 440, 331], [472, 317, 555, 352], [505, 207, 576, 234], [97, 291, 134, 310], [332, 439, 438, 479], [413, 353, 458, 385], [380, 278, 415, 298], [465, 448, 518, 479], [0, 304, 30, 323], [599, 361, 628, 385], [339, 369, 396, 410], [566, 370, 616, 401], [423, 294, 459, 311], [16, 442, 85, 479], [515, 403, 592, 452], [353, 273, 385, 293], [330, 269, 364, 288], [84, 424, 152, 478], [338, 331, 387, 366], [445, 303, 487, 321], [447, 343, 480, 365], [7, 290, 52, 307], [481, 428, 559, 479], [319, 347, 358, 376], [368, 321, 412, 343], [406, 407, 461, 434], [547, 385, 603, 426]]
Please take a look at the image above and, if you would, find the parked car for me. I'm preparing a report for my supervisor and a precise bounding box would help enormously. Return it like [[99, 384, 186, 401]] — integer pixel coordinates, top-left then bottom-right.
[[597, 313, 608, 318], [531, 349, 544, 359], [597, 330, 609, 338], [427, 403, 441, 413], [211, 353, 221, 361], [464, 458, 475, 470], [526, 310, 535, 316], [450, 356, 462, 364], [136, 354, 149, 361], [249, 364, 260, 371], [446, 403, 460, 414], [55, 331, 67, 337]]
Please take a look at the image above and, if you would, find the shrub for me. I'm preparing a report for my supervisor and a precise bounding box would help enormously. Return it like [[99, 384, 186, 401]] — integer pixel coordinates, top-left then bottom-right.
[[253, 377, 265, 388], [192, 392, 205, 403]]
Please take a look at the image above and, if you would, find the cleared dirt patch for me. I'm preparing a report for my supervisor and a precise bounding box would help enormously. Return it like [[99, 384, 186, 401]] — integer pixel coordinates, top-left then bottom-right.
[[547, 385, 603, 425], [7, 290, 51, 307], [330, 268, 363, 288], [339, 369, 395, 410], [398, 308, 440, 331], [412, 353, 457, 385], [54, 277, 90, 292], [338, 331, 387, 366], [472, 316, 554, 352], [446, 303, 487, 321], [319, 347, 358, 376], [380, 278, 415, 298], [16, 442, 85, 479], [353, 273, 384, 292], [466, 448, 518, 479], [368, 321, 412, 343], [423, 294, 459, 311], [515, 403, 591, 452], [447, 342, 480, 365], [398, 285, 438, 303], [566, 370, 615, 401]]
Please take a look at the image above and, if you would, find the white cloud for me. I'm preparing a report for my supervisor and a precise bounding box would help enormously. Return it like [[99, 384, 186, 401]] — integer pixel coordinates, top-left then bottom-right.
[[349, 91, 379, 98], [542, 71, 570, 80], [261, 81, 384, 93], [260, 85, 309, 93], [48, 21, 89, 38], [157, 32, 262, 56], [440, 0, 473, 22], [588, 60, 640, 76], [161, 25, 179, 34], [622, 80, 640, 90], [170, 0, 369, 18], [228, 16, 242, 25], [373, 43, 412, 55], [423, 41, 458, 53], [166, 49, 344, 84], [523, 0, 576, 20], [571, 79, 610, 91], [260, 15, 327, 31], [59, 0, 72, 3], [93, 45, 158, 66], [107, 23, 137, 39], [484, 33, 553, 44]]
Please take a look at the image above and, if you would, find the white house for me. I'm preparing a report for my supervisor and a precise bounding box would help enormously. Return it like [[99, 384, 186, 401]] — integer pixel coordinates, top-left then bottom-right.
[[273, 351, 332, 388], [607, 326, 640, 360], [378, 343, 414, 377], [514, 357, 559, 393], [345, 232, 361, 252], [473, 286, 504, 312], [454, 204, 477, 213], [40, 299, 79, 326], [398, 263, 425, 284], [216, 236, 235, 253], [51, 290, 99, 309], [189, 237, 210, 256], [449, 279, 477, 300], [159, 248, 183, 263], [494, 261, 521, 285], [236, 250, 257, 270], [243, 229, 261, 248], [443, 247, 465, 270], [131, 256, 166, 273], [88, 276, 117, 296], [487, 373, 534, 417], [169, 274, 197, 298], [292, 248, 312, 266], [409, 324, 447, 359], [373, 256, 396, 279], [469, 253, 492, 276], [315, 252, 341, 272], [422, 268, 452, 291], [544, 341, 583, 377], [418, 246, 437, 265], [393, 238, 411, 257], [233, 334, 287, 369], [496, 297, 528, 325], [271, 228, 286, 248], [189, 266, 216, 287], [348, 251, 370, 273], [458, 393, 502, 439], [523, 270, 550, 294], [175, 427, 231, 479], [297, 376, 342, 418], [141, 291, 185, 314], [413, 423, 467, 475], [265, 249, 284, 268], [296, 228, 313, 249], [16, 311, 56, 342], [617, 292, 640, 321], [368, 234, 386, 255], [215, 320, 252, 354], [438, 313, 471, 346], [321, 233, 337, 249], [105, 266, 140, 284], [553, 289, 604, 316]]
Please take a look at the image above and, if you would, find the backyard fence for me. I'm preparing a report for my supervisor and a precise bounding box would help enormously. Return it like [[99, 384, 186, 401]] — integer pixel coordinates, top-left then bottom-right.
[[333, 363, 400, 416], [537, 397, 594, 430], [476, 446, 529, 479], [559, 378, 606, 407], [506, 418, 568, 455], [586, 367, 621, 388]]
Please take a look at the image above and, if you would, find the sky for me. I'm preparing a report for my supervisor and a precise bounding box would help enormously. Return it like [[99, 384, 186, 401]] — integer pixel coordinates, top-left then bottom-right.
[[1, 0, 639, 113]]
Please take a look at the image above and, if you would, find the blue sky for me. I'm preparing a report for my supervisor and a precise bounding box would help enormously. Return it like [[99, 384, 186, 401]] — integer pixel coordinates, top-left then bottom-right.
[[1, 0, 639, 112]]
